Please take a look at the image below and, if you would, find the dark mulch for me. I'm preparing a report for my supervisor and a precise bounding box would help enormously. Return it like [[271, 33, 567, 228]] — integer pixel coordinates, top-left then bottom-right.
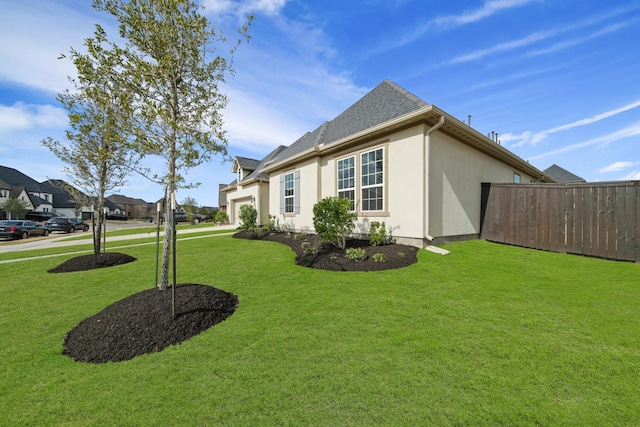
[[63, 284, 239, 364], [48, 252, 136, 273], [233, 230, 418, 271]]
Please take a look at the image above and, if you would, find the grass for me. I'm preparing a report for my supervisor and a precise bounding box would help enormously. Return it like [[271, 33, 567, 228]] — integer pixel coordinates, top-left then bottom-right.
[[1, 237, 639, 426], [0, 229, 234, 262]]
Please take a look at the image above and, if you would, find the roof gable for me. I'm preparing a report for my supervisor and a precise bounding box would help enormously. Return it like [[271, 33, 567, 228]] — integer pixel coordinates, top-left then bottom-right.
[[0, 165, 43, 193], [274, 80, 428, 163], [543, 164, 585, 183]]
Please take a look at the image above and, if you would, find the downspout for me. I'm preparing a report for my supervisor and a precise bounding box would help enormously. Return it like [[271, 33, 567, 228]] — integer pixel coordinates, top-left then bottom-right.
[[423, 115, 445, 246]]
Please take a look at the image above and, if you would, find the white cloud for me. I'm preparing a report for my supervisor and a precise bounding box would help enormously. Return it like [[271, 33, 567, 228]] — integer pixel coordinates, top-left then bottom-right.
[[526, 21, 633, 57], [622, 170, 640, 180], [372, 0, 537, 55], [203, 0, 287, 17], [0, 103, 67, 134], [505, 99, 640, 147], [451, 31, 551, 64], [434, 0, 538, 27], [598, 161, 637, 173], [0, 2, 101, 94], [527, 123, 640, 161], [450, 7, 637, 64]]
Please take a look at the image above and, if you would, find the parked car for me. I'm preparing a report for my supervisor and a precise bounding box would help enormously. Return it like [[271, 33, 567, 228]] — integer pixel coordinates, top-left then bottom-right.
[[44, 217, 88, 234], [69, 218, 90, 231], [106, 213, 128, 221], [25, 211, 62, 222], [0, 220, 49, 240], [174, 211, 207, 224]]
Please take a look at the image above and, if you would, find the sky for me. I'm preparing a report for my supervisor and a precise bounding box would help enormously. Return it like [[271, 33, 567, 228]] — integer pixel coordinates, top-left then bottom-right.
[[1, 0, 639, 207]]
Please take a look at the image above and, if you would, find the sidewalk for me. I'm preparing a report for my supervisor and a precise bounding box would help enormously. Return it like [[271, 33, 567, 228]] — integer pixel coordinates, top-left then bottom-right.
[[0, 224, 237, 260]]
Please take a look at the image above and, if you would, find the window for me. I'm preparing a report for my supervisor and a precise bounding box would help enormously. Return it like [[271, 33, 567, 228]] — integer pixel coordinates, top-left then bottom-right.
[[361, 148, 384, 211], [337, 156, 355, 210], [284, 172, 294, 213], [0, 190, 7, 198], [513, 173, 521, 183]]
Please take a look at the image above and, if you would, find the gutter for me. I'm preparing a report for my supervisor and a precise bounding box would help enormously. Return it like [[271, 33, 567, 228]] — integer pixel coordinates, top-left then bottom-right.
[[423, 115, 445, 245]]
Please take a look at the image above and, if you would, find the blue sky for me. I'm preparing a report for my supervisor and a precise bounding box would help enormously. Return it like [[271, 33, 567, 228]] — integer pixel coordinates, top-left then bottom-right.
[[1, 0, 639, 207]]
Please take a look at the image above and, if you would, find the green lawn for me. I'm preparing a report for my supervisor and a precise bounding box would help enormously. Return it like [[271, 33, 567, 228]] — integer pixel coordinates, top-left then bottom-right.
[[1, 236, 638, 426]]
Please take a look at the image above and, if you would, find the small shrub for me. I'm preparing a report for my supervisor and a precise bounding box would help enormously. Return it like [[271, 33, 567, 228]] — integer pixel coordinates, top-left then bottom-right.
[[294, 232, 305, 240], [313, 197, 357, 249], [301, 240, 318, 255], [214, 210, 228, 224], [329, 255, 338, 262], [345, 247, 367, 262], [397, 252, 405, 258], [264, 215, 276, 232], [373, 253, 387, 263], [369, 221, 387, 246], [239, 205, 257, 230]]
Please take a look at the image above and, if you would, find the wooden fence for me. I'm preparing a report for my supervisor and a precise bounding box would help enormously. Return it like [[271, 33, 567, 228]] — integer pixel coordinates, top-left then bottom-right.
[[480, 181, 640, 262]]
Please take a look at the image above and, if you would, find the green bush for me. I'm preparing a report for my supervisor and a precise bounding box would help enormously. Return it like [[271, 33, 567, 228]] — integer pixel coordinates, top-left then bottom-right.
[[214, 210, 228, 224], [369, 221, 387, 246], [345, 247, 367, 262], [239, 204, 258, 230], [313, 197, 357, 249]]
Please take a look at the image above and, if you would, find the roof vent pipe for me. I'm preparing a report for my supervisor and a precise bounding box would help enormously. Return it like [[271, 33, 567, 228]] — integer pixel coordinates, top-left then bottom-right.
[[467, 115, 471, 126]]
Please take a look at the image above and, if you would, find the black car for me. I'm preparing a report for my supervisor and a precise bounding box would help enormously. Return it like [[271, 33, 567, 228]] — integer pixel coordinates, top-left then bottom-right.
[[174, 211, 207, 224], [106, 213, 128, 221], [44, 217, 89, 233], [0, 220, 49, 240], [25, 211, 62, 222]]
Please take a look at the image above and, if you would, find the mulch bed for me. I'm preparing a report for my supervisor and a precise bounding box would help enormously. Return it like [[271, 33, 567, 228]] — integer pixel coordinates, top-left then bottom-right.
[[63, 284, 238, 364], [48, 252, 136, 273], [233, 230, 418, 271]]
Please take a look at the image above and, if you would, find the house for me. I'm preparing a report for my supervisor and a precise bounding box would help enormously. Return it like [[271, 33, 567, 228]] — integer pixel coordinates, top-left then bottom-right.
[[106, 194, 150, 219], [0, 166, 88, 219], [223, 80, 556, 247], [543, 164, 586, 183], [221, 146, 287, 225]]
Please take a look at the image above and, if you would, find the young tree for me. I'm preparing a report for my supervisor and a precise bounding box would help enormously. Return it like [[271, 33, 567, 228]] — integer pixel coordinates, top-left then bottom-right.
[[42, 24, 139, 262], [2, 197, 29, 220], [93, 0, 252, 290], [180, 196, 198, 214]]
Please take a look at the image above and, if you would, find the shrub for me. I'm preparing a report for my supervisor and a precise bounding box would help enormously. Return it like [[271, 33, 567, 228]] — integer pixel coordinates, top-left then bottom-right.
[[313, 197, 357, 249], [239, 204, 257, 230], [369, 221, 387, 246], [264, 215, 276, 232], [373, 253, 387, 263], [301, 240, 318, 255], [214, 210, 228, 224], [345, 247, 367, 262]]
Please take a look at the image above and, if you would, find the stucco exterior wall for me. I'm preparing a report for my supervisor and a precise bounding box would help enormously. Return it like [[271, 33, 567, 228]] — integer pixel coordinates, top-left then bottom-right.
[[266, 123, 541, 247], [427, 131, 536, 239]]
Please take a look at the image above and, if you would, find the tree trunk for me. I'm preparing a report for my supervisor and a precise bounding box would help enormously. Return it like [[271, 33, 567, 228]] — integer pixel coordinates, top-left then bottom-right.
[[159, 149, 177, 290]]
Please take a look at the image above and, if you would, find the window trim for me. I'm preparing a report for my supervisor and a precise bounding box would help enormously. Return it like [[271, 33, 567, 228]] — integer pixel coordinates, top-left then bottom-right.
[[283, 172, 294, 214], [335, 143, 388, 216], [337, 155, 356, 211]]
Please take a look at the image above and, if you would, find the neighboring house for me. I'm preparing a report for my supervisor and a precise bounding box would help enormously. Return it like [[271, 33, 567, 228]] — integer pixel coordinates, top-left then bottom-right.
[[0, 166, 97, 219], [106, 194, 150, 219], [218, 184, 228, 213], [543, 164, 586, 183], [223, 80, 556, 247], [222, 146, 287, 225]]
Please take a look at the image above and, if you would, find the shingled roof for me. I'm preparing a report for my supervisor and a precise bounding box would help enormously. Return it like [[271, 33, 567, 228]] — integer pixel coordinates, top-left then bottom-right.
[[543, 164, 585, 183], [273, 80, 428, 162]]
